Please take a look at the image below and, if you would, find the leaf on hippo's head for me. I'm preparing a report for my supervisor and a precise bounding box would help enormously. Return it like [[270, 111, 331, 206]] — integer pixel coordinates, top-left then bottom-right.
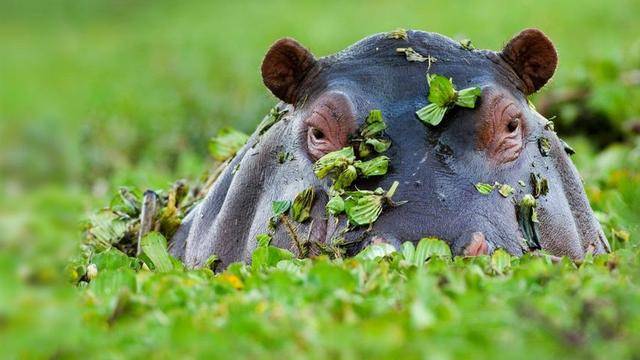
[[354, 156, 389, 177], [387, 28, 408, 40], [257, 106, 288, 135], [396, 47, 429, 62], [291, 187, 315, 223], [208, 127, 249, 162], [455, 86, 482, 108], [313, 147, 355, 179], [416, 74, 481, 127], [474, 182, 496, 195], [459, 39, 475, 50], [427, 74, 457, 107]]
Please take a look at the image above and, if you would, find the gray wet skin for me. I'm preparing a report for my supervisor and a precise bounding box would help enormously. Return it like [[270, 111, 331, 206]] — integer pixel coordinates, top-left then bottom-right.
[[170, 29, 610, 269]]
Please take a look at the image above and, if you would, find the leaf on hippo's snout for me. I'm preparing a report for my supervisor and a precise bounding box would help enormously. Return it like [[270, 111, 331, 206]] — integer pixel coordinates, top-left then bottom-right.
[[416, 74, 481, 127], [516, 194, 541, 250], [538, 137, 552, 157], [387, 28, 408, 40], [474, 182, 495, 195], [326, 195, 345, 215], [343, 181, 401, 226], [498, 184, 515, 198], [208, 127, 249, 162], [333, 165, 358, 191], [272, 200, 291, 217], [277, 151, 294, 164], [459, 39, 475, 50], [313, 147, 355, 179], [365, 138, 391, 153], [354, 156, 390, 177], [530, 173, 549, 198], [291, 187, 315, 223], [256, 233, 272, 247], [518, 180, 526, 187]]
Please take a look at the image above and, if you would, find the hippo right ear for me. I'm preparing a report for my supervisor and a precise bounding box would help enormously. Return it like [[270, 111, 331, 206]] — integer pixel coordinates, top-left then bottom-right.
[[261, 38, 317, 104], [500, 29, 558, 95]]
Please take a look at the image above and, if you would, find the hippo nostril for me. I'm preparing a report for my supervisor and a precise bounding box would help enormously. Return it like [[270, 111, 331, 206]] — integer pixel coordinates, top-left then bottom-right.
[[464, 232, 489, 256]]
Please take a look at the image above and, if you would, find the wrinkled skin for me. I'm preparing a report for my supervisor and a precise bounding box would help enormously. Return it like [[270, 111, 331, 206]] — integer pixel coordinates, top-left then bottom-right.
[[170, 29, 610, 269]]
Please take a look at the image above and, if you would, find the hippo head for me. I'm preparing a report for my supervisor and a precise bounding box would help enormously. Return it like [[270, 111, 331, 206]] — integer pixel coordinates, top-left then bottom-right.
[[171, 29, 610, 269]]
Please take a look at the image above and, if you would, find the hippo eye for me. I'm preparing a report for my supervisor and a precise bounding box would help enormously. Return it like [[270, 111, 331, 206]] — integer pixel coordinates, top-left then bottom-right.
[[310, 127, 326, 141], [507, 117, 520, 133], [303, 93, 357, 160]]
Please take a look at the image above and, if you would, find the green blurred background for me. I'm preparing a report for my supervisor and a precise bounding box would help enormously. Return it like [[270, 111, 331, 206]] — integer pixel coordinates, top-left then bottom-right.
[[1, 0, 639, 356]]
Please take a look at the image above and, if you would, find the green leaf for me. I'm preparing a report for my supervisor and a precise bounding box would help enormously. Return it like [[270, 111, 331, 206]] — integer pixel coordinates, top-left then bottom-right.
[[272, 200, 291, 217], [365, 138, 391, 153], [498, 183, 514, 197], [416, 103, 448, 126], [396, 47, 430, 63], [291, 187, 315, 223], [251, 245, 293, 270], [387, 28, 407, 40], [256, 233, 272, 247], [455, 87, 481, 108], [333, 165, 358, 191], [427, 74, 457, 107], [326, 195, 345, 215], [491, 249, 511, 274], [414, 237, 451, 265], [517, 194, 541, 250], [357, 243, 397, 260], [344, 194, 383, 226], [354, 156, 389, 177], [475, 182, 495, 195], [459, 39, 475, 50], [361, 109, 387, 138], [208, 127, 249, 162], [538, 137, 551, 156], [313, 147, 355, 179], [257, 106, 288, 135], [530, 173, 549, 198], [140, 232, 174, 272], [401, 241, 416, 263]]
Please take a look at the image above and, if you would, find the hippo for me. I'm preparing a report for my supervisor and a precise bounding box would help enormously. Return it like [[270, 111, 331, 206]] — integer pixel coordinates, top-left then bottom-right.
[[170, 28, 610, 269]]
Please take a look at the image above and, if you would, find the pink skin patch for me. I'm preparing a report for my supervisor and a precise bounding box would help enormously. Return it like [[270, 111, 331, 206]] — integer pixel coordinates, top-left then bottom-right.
[[304, 92, 357, 160], [476, 90, 525, 164], [464, 232, 489, 256]]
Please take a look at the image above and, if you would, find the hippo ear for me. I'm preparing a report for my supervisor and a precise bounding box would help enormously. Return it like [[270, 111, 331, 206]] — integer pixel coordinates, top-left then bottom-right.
[[500, 29, 558, 95], [261, 38, 317, 104]]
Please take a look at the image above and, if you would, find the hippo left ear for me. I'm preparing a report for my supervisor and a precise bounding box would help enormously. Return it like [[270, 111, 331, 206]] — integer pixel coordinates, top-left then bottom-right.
[[261, 38, 317, 104], [500, 29, 558, 95]]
